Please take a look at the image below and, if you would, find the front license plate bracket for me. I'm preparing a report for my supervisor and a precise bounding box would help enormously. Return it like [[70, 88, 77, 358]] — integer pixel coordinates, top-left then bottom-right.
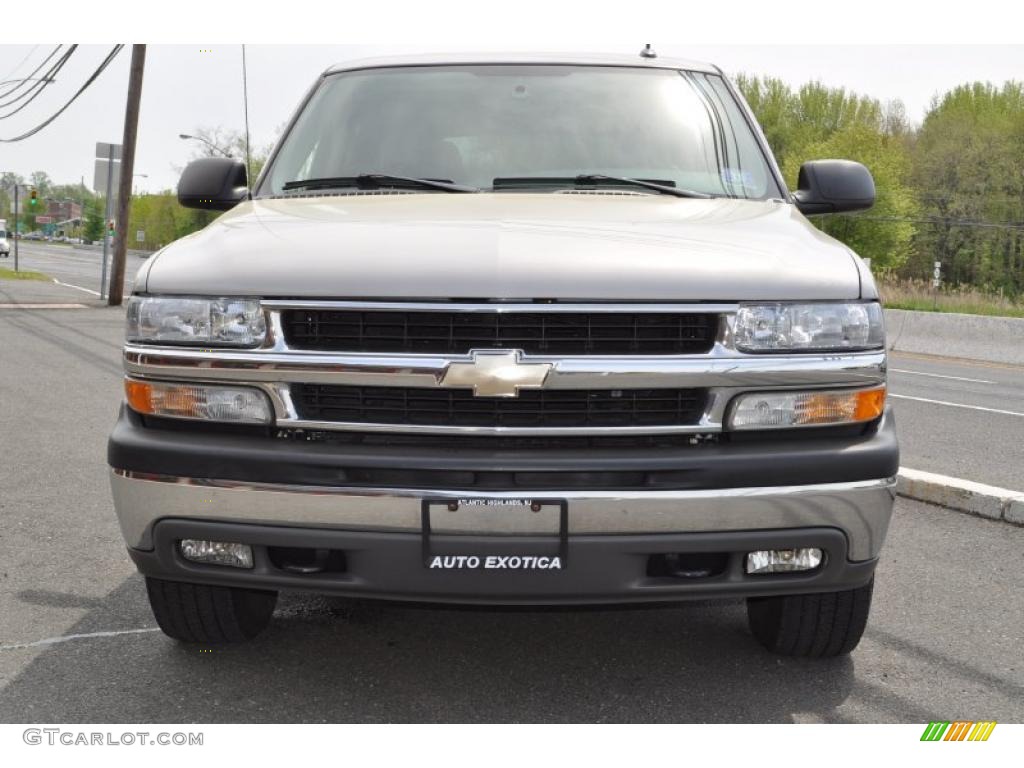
[[420, 498, 569, 568]]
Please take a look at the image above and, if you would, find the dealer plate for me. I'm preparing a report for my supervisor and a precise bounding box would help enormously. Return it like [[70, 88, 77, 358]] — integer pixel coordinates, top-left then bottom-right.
[[420, 498, 569, 569]]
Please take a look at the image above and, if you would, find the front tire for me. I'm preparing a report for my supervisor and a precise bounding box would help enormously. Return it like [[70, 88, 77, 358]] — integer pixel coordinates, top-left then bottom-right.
[[145, 577, 277, 643], [746, 577, 874, 657]]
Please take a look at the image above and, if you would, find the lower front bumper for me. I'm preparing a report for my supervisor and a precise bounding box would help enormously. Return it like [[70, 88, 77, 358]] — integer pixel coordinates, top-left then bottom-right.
[[110, 470, 896, 562], [130, 519, 878, 605]]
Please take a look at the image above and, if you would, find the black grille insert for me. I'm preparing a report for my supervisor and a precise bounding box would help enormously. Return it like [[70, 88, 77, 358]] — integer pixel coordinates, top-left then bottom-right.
[[291, 385, 707, 429], [282, 309, 718, 355]]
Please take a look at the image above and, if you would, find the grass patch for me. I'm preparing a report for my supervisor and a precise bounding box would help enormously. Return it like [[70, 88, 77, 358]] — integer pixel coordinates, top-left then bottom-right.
[[0, 266, 50, 281], [878, 277, 1024, 319]]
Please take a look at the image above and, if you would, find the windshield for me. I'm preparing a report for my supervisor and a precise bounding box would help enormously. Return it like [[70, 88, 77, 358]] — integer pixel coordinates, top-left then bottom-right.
[[260, 65, 781, 199]]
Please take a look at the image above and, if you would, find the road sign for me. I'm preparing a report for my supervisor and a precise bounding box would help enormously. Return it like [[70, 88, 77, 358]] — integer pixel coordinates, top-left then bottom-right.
[[94, 158, 122, 196], [136, 230, 145, 243], [35, 216, 52, 224], [93, 141, 123, 196], [95, 142, 123, 161]]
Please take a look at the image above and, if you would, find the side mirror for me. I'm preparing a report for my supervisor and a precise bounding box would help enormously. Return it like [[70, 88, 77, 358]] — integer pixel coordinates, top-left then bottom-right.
[[177, 157, 248, 211], [793, 160, 875, 215]]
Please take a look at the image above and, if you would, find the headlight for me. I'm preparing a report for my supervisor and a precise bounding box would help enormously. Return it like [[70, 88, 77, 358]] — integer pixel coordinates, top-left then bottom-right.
[[125, 379, 273, 424], [729, 386, 886, 430], [734, 302, 884, 352], [126, 296, 266, 347]]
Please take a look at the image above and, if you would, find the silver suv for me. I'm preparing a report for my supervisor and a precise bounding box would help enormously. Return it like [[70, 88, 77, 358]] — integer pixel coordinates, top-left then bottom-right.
[[109, 52, 897, 656]]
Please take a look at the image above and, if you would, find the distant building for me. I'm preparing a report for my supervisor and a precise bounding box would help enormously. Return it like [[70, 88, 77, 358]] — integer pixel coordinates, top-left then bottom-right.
[[47, 199, 83, 223]]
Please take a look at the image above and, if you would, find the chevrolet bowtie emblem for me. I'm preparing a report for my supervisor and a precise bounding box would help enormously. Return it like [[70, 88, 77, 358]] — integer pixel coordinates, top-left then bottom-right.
[[440, 350, 553, 397]]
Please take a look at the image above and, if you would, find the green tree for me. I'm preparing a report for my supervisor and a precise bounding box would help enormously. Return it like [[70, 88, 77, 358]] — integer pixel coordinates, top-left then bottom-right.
[[83, 197, 106, 243], [183, 125, 279, 184], [907, 81, 1024, 294], [736, 75, 918, 269], [783, 124, 918, 268], [1, 172, 25, 221], [29, 170, 52, 197]]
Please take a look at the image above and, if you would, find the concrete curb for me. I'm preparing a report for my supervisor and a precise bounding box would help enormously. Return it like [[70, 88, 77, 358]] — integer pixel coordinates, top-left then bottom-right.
[[897, 467, 1024, 525]]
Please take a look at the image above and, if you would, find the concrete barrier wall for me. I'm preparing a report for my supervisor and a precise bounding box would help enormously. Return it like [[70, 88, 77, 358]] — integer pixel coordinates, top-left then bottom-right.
[[885, 308, 1024, 365], [72, 243, 154, 259]]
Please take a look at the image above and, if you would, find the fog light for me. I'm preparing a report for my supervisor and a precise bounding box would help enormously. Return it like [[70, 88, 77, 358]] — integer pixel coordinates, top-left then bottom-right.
[[746, 548, 823, 574], [179, 539, 253, 569]]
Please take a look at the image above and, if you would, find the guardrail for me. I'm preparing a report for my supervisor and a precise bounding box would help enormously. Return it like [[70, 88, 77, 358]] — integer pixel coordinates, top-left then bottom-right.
[[885, 308, 1024, 366]]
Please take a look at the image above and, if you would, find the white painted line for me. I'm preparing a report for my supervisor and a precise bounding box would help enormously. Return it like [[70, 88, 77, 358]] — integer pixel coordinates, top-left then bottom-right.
[[0, 627, 160, 652], [898, 467, 1024, 523], [890, 368, 995, 384], [52, 278, 101, 297], [0, 302, 88, 309], [889, 393, 1024, 418]]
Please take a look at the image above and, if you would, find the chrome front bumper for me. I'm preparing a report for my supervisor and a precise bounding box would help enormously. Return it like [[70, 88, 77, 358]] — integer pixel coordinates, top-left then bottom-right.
[[111, 470, 896, 561]]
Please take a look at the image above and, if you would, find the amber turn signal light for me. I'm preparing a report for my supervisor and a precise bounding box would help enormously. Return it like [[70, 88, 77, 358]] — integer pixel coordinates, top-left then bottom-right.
[[729, 386, 886, 430], [123, 378, 272, 424]]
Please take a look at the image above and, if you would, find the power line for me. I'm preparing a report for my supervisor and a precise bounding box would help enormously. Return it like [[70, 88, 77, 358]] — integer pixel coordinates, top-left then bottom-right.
[[842, 214, 1024, 231], [0, 45, 62, 101], [0, 46, 78, 117], [0, 44, 40, 85], [0, 45, 124, 143], [0, 46, 75, 111]]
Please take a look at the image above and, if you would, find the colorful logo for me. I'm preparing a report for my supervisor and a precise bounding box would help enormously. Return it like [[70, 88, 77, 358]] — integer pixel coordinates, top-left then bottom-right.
[[921, 721, 997, 741]]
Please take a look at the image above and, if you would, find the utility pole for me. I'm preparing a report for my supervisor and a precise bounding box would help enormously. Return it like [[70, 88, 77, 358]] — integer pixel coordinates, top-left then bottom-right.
[[79, 175, 86, 239], [12, 183, 19, 272], [108, 44, 146, 306]]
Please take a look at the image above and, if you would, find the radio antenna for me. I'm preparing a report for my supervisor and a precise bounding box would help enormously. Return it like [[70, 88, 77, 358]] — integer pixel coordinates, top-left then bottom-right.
[[242, 44, 252, 184]]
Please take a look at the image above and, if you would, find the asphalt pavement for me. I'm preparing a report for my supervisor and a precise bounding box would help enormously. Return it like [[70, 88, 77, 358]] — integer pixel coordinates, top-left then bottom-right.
[[0, 299, 1021, 722], [4, 241, 147, 297], [8, 240, 1023, 490], [888, 352, 1024, 490], [3, 239, 1023, 492]]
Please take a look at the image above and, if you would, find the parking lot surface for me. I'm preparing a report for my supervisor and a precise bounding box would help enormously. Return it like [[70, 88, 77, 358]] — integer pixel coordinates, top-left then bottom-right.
[[0, 298, 1021, 723]]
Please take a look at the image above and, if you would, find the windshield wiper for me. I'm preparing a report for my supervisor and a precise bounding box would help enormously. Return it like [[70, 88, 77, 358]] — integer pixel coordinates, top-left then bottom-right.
[[492, 175, 712, 199], [282, 174, 479, 193]]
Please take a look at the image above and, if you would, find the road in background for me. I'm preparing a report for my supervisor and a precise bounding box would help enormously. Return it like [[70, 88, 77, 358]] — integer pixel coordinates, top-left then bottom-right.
[[888, 351, 1024, 490], [0, 302, 1021, 722], [3, 247, 1022, 490], [7, 241, 150, 296]]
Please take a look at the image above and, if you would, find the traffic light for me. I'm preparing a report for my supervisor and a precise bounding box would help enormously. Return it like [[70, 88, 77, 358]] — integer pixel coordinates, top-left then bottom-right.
[[108, 220, 115, 237], [29, 188, 38, 207]]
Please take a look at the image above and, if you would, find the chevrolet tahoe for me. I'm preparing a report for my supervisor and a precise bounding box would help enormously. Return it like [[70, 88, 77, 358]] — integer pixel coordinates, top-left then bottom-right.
[[108, 51, 898, 656]]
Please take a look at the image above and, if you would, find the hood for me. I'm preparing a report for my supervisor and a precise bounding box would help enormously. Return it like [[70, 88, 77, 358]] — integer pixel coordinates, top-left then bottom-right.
[[142, 193, 863, 301]]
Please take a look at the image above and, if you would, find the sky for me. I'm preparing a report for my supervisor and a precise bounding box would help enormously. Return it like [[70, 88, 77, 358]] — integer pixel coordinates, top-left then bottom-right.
[[0, 43, 1021, 195]]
